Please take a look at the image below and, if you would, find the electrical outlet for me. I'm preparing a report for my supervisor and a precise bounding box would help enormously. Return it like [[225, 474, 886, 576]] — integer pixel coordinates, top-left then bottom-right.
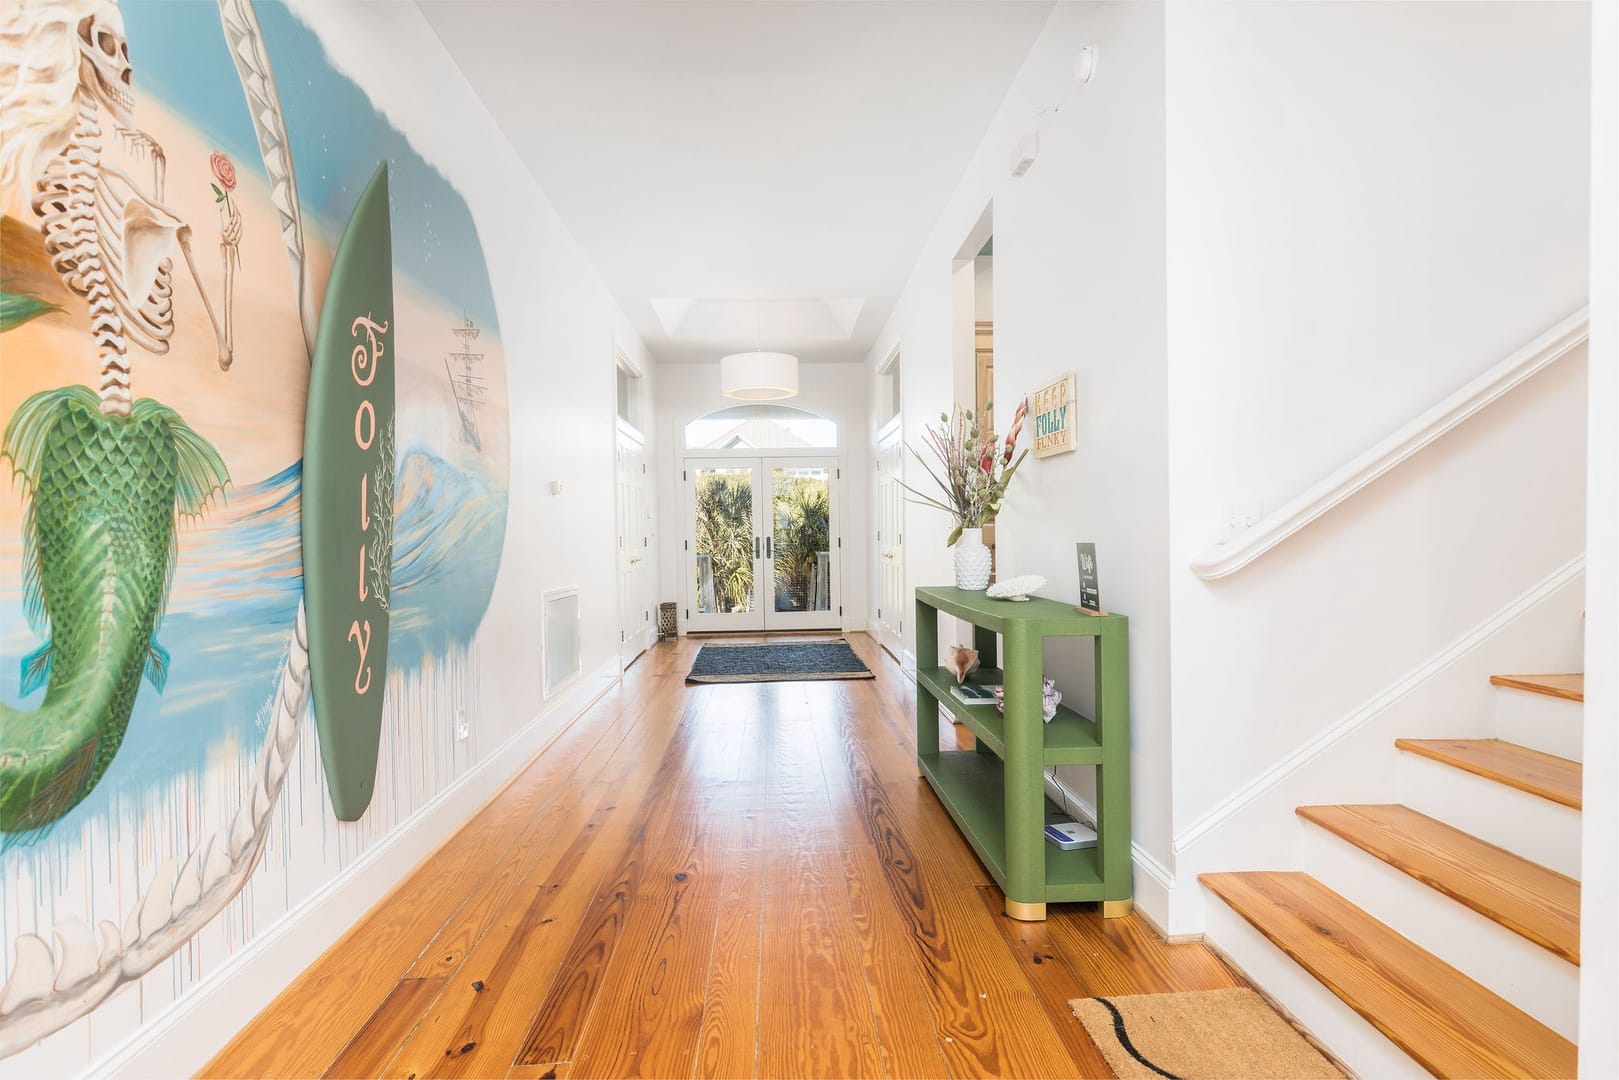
[[1217, 500, 1263, 543], [456, 709, 469, 742]]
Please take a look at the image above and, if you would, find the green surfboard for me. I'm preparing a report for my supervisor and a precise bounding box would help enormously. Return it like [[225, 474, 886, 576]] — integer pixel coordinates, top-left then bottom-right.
[[302, 163, 395, 821]]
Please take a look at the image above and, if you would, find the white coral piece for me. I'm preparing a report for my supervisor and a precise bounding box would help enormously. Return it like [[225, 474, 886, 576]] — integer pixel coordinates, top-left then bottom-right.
[[986, 574, 1046, 601]]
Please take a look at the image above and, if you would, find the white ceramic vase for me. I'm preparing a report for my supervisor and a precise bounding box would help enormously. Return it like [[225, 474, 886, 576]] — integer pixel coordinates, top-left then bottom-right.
[[954, 527, 992, 590]]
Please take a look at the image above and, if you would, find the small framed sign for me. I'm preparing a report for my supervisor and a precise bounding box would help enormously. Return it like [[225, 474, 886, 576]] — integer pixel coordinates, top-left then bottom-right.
[[1075, 542, 1106, 616], [1032, 372, 1076, 458]]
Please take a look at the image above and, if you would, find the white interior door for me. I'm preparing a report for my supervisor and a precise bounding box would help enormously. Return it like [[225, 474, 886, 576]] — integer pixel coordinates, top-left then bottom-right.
[[875, 436, 905, 654], [683, 456, 841, 632], [616, 433, 652, 664]]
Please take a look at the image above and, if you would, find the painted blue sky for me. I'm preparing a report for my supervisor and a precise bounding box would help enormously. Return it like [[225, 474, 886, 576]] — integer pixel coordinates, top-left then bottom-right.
[[122, 0, 500, 332]]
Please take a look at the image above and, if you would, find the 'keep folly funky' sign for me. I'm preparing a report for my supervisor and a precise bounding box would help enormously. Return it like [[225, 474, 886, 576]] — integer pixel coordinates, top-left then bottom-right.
[[1032, 372, 1076, 458]]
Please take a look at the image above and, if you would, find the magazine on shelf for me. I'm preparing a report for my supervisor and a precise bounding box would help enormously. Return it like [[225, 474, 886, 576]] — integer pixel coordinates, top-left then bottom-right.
[[949, 683, 998, 705]]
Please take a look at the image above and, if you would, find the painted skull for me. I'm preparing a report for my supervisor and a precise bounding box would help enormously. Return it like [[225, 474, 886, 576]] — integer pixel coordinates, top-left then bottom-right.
[[77, 3, 134, 128]]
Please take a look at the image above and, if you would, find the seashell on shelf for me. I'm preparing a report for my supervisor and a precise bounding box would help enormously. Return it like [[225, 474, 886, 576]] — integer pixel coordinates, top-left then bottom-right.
[[949, 645, 980, 684], [985, 575, 1046, 602]]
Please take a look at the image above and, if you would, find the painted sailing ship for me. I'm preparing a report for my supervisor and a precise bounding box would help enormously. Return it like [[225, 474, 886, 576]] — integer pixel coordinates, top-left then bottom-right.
[[445, 315, 487, 451]]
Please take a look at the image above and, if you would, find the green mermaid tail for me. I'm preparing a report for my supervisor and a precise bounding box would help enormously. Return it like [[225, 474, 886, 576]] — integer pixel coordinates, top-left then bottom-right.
[[0, 385, 227, 836]]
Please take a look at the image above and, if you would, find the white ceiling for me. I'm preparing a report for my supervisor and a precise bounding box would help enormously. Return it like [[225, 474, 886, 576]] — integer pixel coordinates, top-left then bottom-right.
[[418, 1, 1054, 364]]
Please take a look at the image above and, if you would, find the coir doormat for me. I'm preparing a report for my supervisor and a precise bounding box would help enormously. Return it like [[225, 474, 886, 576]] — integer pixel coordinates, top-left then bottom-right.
[[1070, 988, 1345, 1079], [685, 640, 875, 684]]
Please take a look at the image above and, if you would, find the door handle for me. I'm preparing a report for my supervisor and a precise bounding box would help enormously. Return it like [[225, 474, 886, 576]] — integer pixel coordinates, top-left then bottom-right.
[[755, 536, 761, 559], [766, 536, 772, 559]]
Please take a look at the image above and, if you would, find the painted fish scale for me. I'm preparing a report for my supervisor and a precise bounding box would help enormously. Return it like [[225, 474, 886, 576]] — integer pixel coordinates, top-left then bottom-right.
[[1, 386, 227, 836], [32, 400, 177, 780]]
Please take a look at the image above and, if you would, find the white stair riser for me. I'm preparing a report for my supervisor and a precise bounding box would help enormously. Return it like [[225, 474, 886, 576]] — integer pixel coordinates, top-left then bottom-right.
[[1397, 751, 1582, 877], [1299, 820, 1578, 1040], [1490, 687, 1583, 762], [1203, 899, 1427, 1079]]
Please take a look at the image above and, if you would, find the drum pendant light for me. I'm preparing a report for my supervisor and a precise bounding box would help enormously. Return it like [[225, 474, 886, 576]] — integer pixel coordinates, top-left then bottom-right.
[[720, 302, 799, 401], [720, 351, 799, 401]]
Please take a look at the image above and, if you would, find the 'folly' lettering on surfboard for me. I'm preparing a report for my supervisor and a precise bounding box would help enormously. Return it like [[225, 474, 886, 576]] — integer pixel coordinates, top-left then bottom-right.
[[347, 313, 387, 695]]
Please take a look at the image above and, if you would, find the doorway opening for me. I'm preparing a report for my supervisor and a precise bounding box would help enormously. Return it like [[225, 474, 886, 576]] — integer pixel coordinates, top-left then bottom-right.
[[950, 205, 996, 584], [974, 235, 995, 576]]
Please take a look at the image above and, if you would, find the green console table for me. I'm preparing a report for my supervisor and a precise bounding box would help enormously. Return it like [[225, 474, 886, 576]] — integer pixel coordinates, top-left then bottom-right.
[[914, 586, 1131, 921]]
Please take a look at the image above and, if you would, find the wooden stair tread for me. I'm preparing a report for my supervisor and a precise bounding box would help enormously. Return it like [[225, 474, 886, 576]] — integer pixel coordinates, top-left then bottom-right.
[[1490, 673, 1584, 702], [1395, 738, 1582, 809], [1296, 804, 1580, 964], [1200, 871, 1576, 1079]]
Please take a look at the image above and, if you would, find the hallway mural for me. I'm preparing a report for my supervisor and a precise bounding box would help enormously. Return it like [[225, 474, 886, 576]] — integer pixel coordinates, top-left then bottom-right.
[[0, 0, 508, 1058]]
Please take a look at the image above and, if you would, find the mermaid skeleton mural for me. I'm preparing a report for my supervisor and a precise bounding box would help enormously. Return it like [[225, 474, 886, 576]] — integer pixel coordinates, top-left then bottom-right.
[[0, 0, 320, 1052]]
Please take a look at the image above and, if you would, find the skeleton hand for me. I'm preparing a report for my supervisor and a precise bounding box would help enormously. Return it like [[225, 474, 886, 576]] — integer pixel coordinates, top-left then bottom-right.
[[221, 198, 243, 249], [117, 129, 168, 200]]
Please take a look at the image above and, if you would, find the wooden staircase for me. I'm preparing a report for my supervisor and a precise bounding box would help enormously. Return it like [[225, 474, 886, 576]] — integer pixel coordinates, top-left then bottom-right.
[[1201, 671, 1583, 1077]]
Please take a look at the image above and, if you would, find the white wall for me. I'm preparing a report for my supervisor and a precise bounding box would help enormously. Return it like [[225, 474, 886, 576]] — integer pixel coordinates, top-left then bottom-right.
[[870, 0, 1591, 938], [1, 2, 650, 1074], [866, 1, 1177, 922], [652, 362, 869, 633], [1579, 0, 1618, 1070], [1162, 1, 1591, 929]]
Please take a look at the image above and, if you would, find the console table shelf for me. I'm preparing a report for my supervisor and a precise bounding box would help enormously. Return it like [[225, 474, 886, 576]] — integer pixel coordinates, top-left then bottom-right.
[[914, 585, 1131, 921]]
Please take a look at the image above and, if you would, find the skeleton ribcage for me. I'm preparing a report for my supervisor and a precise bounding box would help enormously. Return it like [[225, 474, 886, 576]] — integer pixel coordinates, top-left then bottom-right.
[[31, 135, 177, 359]]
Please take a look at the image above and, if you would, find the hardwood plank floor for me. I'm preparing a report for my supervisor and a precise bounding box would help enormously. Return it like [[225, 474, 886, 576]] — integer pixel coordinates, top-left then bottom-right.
[[204, 633, 1253, 1079]]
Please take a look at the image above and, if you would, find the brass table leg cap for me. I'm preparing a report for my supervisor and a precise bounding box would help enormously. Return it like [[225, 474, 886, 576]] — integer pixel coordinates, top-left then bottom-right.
[[1004, 898, 1046, 921]]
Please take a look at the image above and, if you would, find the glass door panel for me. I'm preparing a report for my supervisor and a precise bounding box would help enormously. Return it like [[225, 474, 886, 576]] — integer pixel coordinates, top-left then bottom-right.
[[687, 462, 763, 631], [765, 462, 839, 630]]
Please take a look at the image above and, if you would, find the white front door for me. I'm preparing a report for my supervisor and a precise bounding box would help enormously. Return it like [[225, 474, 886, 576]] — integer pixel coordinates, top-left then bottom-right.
[[684, 457, 841, 632], [616, 431, 651, 665], [875, 434, 905, 655]]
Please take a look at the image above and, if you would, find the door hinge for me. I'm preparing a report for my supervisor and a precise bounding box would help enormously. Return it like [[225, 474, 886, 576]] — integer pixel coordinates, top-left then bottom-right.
[[839, 605, 843, 616], [682, 469, 687, 481], [686, 608, 691, 620]]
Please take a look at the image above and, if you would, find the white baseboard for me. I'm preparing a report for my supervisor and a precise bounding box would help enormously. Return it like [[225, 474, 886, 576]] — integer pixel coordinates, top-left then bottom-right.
[[90, 663, 621, 1079]]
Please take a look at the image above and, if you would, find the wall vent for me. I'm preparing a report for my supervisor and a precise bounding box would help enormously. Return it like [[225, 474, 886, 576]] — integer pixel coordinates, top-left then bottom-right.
[[543, 587, 582, 697]]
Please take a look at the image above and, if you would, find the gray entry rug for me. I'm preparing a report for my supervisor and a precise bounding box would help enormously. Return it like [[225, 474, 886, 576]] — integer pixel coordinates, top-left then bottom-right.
[[685, 640, 875, 684]]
